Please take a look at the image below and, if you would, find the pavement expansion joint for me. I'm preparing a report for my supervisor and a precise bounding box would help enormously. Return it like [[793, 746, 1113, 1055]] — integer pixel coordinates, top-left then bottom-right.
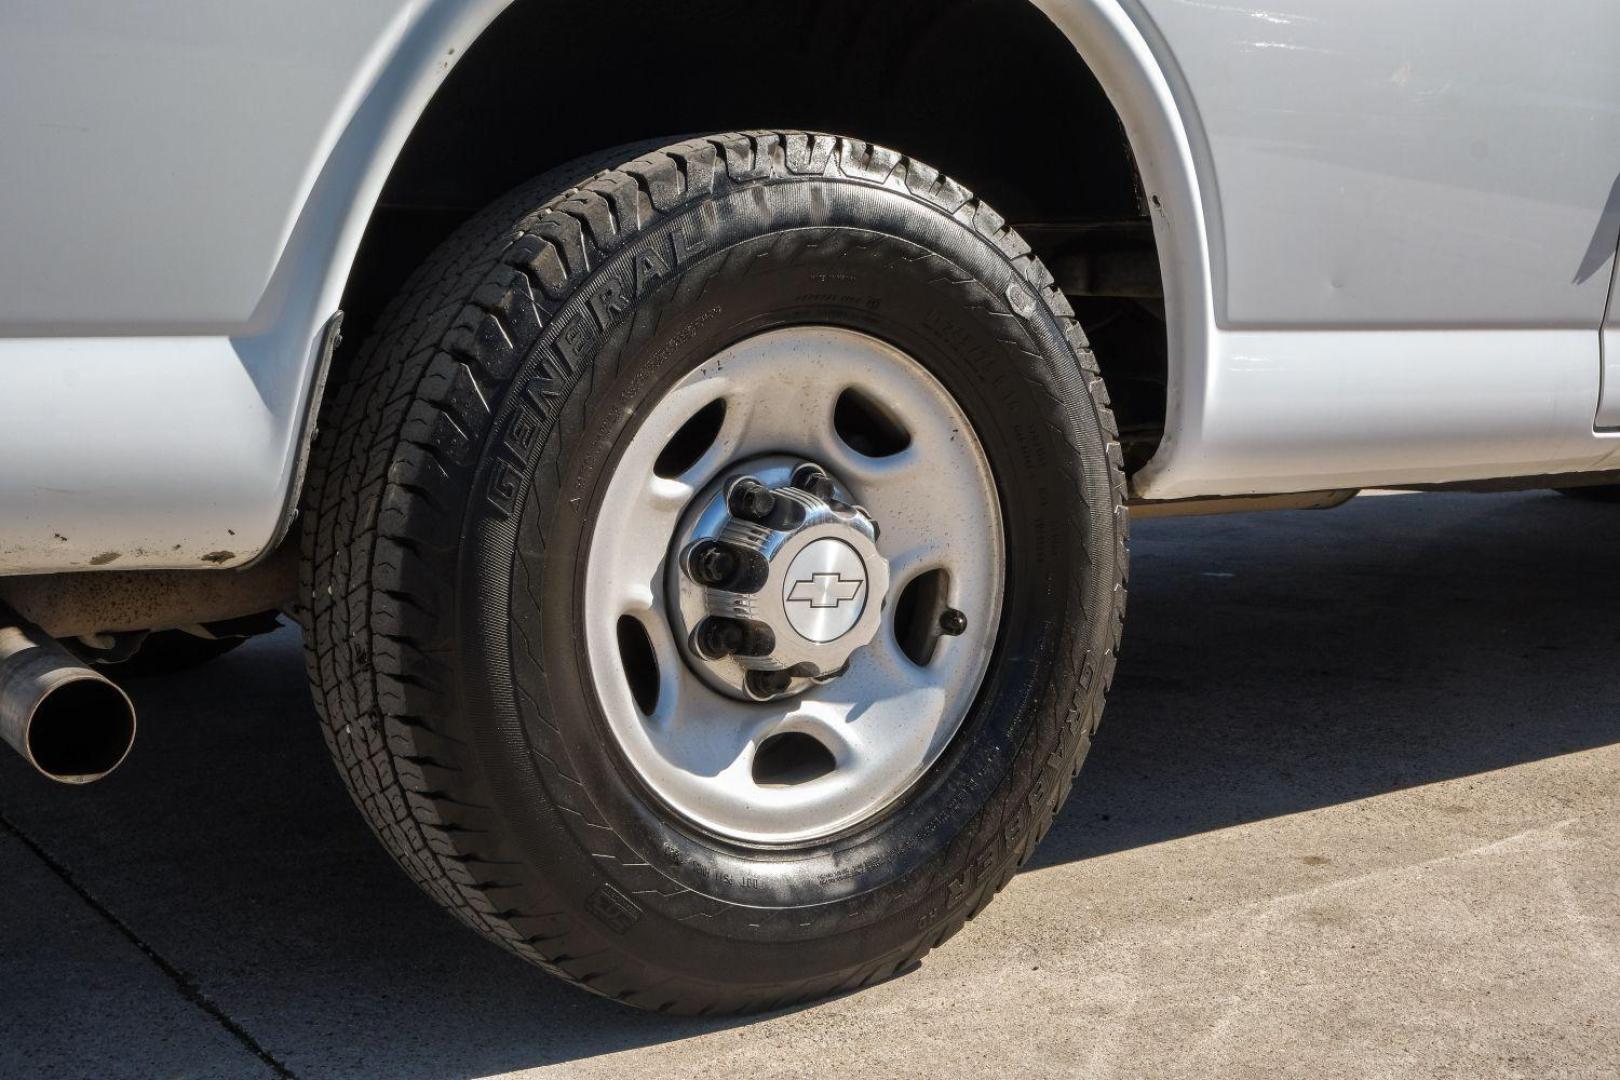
[[0, 809, 297, 1079]]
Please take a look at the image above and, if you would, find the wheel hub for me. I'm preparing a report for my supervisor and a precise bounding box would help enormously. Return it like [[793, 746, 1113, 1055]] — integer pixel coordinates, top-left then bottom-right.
[[587, 326, 1003, 844], [669, 457, 890, 702]]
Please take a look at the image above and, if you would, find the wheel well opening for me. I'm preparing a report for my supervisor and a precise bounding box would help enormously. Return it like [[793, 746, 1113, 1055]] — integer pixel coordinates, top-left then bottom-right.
[[337, 0, 1168, 474]]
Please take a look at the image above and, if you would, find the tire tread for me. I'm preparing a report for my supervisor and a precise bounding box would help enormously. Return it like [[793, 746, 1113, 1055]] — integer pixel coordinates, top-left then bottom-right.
[[298, 132, 1129, 1014]]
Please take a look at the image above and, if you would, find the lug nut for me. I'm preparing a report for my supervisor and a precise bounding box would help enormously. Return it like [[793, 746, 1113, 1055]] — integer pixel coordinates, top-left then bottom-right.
[[688, 541, 739, 587], [746, 669, 794, 699], [939, 608, 967, 636], [696, 617, 746, 659], [791, 463, 837, 500], [696, 617, 775, 659], [728, 478, 776, 522], [743, 624, 777, 657]]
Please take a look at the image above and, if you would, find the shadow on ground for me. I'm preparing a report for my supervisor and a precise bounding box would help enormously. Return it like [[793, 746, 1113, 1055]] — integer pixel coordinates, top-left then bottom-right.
[[1, 491, 1616, 1077]]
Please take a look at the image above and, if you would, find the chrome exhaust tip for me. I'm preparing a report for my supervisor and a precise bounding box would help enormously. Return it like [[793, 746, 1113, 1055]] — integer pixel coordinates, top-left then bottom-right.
[[0, 611, 136, 785]]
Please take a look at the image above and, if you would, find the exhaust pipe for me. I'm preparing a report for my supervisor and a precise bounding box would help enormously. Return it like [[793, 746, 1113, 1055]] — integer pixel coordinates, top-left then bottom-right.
[[0, 606, 135, 784]]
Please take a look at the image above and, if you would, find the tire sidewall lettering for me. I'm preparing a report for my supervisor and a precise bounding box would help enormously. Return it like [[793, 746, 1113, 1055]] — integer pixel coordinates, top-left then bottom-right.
[[459, 170, 1114, 959]]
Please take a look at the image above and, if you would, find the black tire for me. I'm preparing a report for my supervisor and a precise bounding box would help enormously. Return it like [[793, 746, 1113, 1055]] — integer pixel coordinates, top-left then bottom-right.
[[299, 132, 1126, 1013], [106, 630, 246, 679]]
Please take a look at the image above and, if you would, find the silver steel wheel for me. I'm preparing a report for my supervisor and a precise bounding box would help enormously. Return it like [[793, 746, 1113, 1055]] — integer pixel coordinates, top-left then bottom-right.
[[584, 326, 1003, 844]]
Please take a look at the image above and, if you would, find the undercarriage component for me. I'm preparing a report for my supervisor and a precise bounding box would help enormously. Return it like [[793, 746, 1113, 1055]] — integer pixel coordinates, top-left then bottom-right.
[[0, 540, 296, 639], [1129, 490, 1359, 519]]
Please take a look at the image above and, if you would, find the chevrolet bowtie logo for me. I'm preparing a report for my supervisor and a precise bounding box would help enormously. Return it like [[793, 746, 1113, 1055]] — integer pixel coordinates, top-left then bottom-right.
[[787, 572, 864, 609]]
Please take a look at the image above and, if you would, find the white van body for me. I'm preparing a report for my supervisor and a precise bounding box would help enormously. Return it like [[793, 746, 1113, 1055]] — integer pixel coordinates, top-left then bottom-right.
[[2, 1, 1617, 575]]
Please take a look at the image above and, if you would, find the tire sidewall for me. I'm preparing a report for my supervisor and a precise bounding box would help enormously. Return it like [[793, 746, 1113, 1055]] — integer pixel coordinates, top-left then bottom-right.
[[457, 169, 1117, 976]]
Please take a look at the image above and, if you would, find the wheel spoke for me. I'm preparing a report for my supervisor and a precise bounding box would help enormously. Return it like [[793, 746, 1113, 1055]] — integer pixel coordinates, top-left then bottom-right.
[[652, 678, 771, 779], [639, 609, 688, 727], [794, 637, 947, 797], [723, 352, 845, 460], [810, 438, 924, 497]]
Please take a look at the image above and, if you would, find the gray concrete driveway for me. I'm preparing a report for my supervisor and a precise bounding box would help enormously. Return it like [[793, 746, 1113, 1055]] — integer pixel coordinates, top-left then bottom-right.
[[2, 491, 1616, 1079]]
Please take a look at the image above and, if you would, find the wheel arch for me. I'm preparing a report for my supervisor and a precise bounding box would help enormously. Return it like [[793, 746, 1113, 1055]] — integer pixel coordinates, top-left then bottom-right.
[[267, 0, 1215, 548]]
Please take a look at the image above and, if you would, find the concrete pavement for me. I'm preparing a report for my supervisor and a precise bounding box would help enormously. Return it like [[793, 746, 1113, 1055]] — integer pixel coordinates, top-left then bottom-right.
[[1, 490, 1616, 1079]]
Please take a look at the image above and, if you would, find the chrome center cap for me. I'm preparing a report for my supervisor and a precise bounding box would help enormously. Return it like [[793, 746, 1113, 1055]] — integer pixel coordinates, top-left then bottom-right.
[[668, 457, 889, 701], [783, 538, 868, 642]]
